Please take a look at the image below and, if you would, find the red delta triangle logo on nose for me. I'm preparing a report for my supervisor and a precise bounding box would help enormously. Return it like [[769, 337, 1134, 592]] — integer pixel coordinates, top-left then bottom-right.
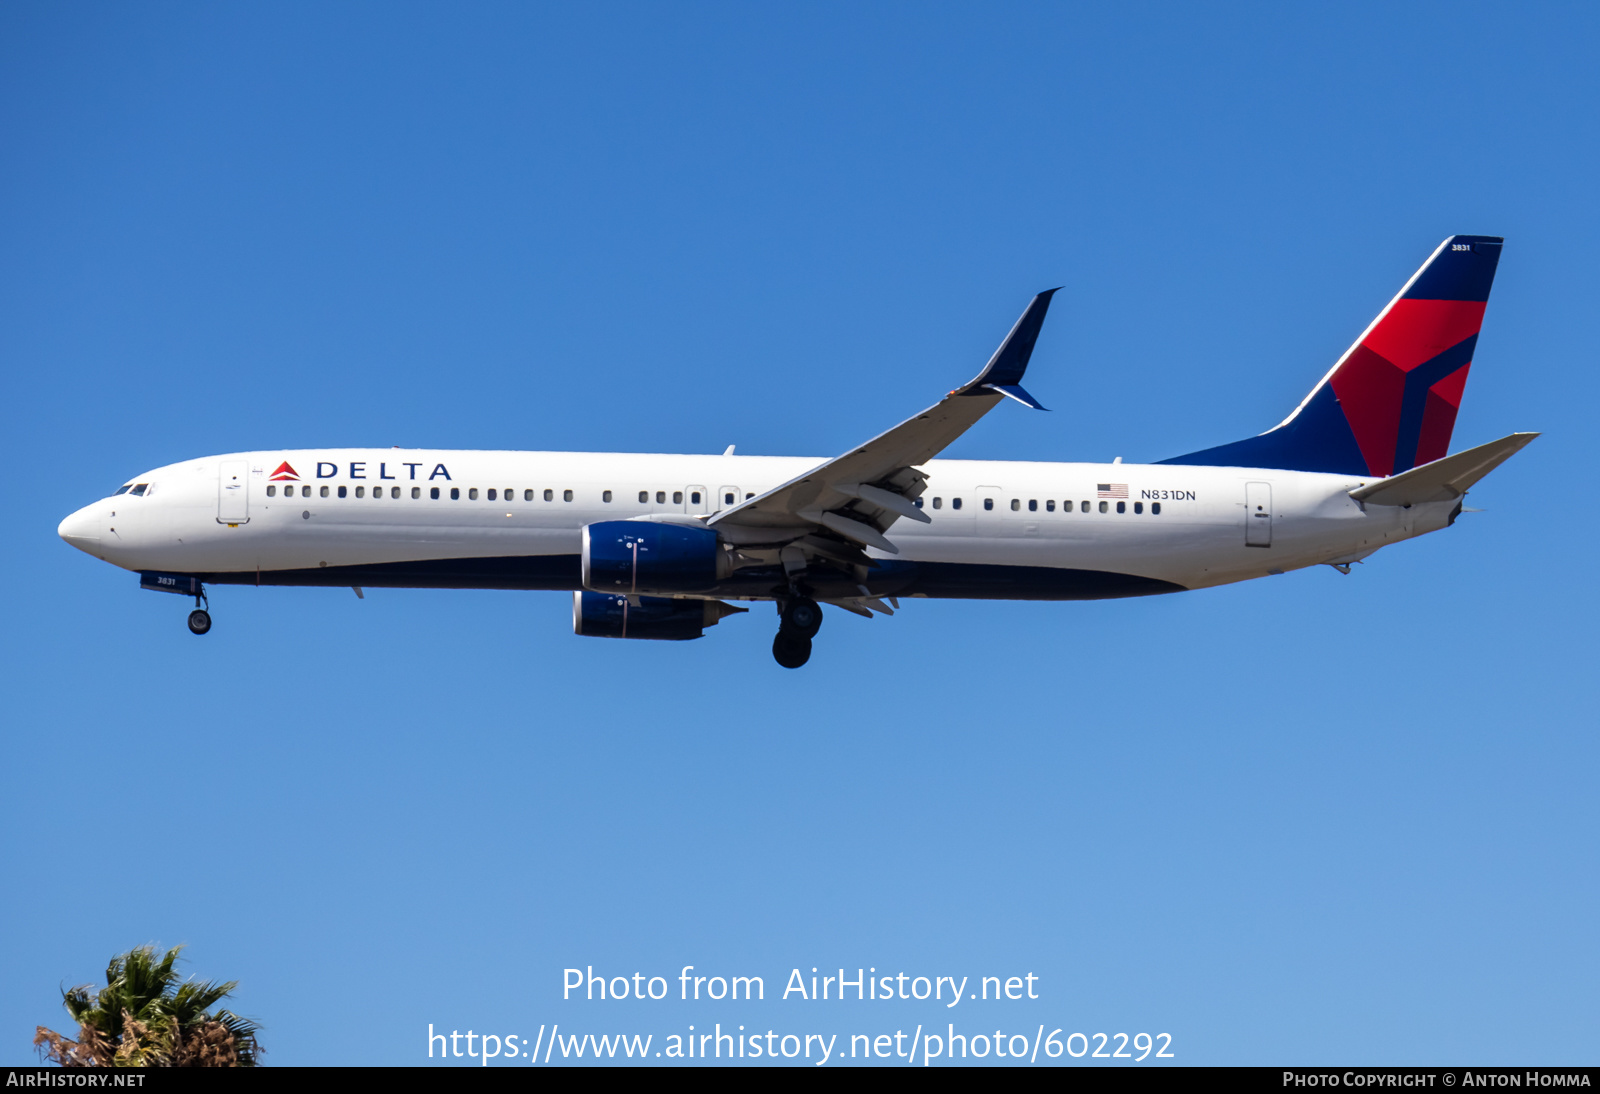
[[268, 461, 300, 481]]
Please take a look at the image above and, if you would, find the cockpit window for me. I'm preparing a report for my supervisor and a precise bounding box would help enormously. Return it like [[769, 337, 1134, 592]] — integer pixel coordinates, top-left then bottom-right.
[[129, 484, 149, 496], [113, 485, 131, 495]]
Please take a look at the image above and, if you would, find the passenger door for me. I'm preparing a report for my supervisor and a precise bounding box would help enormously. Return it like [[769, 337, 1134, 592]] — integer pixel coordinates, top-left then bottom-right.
[[218, 460, 250, 525], [1245, 481, 1272, 547]]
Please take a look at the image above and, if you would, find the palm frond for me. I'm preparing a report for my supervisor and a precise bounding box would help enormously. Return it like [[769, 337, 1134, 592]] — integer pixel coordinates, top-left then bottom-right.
[[214, 1010, 262, 1067], [169, 978, 239, 1021], [41, 945, 261, 1067]]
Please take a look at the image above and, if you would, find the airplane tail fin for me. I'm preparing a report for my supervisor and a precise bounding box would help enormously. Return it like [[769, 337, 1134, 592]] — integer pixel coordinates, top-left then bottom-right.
[[1160, 235, 1504, 477]]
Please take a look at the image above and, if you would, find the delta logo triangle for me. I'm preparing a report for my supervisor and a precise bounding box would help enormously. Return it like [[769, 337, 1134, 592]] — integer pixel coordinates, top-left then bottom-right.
[[268, 461, 300, 481]]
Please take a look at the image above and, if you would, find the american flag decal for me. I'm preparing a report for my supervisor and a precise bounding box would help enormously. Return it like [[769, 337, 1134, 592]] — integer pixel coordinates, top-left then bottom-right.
[[1097, 483, 1128, 499]]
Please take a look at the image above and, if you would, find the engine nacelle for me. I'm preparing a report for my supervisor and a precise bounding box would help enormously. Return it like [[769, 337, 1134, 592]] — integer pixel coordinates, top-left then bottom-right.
[[581, 520, 730, 595], [572, 591, 744, 641]]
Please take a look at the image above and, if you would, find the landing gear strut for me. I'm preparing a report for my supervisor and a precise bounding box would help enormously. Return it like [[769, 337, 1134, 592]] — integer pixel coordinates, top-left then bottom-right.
[[772, 596, 822, 668]]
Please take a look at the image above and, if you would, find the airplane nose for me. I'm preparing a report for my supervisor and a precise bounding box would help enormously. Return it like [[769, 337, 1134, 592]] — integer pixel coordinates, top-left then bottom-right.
[[58, 505, 102, 552]]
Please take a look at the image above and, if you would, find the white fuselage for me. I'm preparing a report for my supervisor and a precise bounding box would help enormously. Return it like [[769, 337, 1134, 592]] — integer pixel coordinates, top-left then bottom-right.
[[57, 448, 1455, 600]]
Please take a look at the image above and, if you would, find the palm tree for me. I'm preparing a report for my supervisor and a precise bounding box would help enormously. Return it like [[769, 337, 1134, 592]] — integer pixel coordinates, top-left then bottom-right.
[[34, 945, 262, 1067]]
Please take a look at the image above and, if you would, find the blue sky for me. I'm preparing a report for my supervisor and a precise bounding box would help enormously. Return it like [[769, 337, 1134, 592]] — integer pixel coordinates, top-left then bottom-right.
[[3, 1, 1596, 1066]]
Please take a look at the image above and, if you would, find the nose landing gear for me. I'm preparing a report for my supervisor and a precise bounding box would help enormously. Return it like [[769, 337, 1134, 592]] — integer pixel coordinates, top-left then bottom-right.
[[188, 583, 211, 635], [772, 595, 822, 668], [137, 572, 213, 634]]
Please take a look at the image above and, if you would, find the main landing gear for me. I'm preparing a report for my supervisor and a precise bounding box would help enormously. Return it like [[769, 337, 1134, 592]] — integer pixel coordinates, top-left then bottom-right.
[[772, 596, 823, 669]]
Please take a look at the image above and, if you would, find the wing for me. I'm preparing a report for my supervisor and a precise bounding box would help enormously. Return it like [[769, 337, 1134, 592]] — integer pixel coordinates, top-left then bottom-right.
[[709, 289, 1058, 564]]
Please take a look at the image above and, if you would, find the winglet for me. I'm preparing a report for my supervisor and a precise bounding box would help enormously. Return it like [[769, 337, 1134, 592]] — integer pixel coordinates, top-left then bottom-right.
[[958, 288, 1059, 410]]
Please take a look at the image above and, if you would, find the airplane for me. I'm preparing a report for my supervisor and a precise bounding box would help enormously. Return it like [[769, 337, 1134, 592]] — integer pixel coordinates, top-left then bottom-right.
[[58, 235, 1535, 668]]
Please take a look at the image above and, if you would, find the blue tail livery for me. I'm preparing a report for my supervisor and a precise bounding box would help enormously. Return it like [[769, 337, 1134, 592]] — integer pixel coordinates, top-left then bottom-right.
[[1161, 235, 1503, 477]]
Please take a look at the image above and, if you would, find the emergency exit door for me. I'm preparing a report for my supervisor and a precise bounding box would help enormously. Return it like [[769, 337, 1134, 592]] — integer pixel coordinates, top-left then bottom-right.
[[218, 460, 250, 525], [1245, 481, 1271, 547]]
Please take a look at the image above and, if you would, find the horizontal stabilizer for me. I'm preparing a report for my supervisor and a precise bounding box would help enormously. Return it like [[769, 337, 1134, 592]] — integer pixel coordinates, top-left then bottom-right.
[[1350, 432, 1538, 507]]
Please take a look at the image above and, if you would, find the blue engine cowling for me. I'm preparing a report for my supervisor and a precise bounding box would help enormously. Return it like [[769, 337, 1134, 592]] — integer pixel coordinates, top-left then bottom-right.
[[581, 520, 729, 595], [572, 591, 744, 641]]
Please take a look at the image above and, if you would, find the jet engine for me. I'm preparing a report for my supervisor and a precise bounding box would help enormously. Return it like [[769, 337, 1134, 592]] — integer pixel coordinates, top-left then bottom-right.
[[581, 520, 731, 595], [572, 591, 745, 641]]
